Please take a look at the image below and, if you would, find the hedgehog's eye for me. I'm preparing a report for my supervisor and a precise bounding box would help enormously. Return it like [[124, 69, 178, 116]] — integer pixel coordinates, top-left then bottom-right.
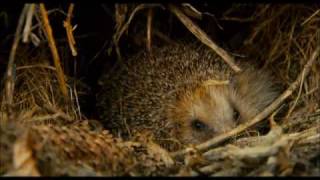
[[233, 109, 240, 124], [190, 119, 208, 131]]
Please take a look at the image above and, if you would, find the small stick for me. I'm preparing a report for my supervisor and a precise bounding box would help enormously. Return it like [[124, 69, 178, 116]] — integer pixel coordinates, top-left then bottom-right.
[[171, 45, 320, 159], [153, 29, 178, 46], [22, 4, 35, 43], [5, 5, 28, 123], [39, 3, 68, 98], [181, 3, 202, 20], [168, 4, 241, 73], [112, 4, 163, 60], [301, 9, 320, 26], [114, 4, 162, 44], [63, 3, 77, 56], [73, 84, 82, 120], [113, 4, 145, 61], [282, 112, 320, 131], [16, 64, 56, 71], [146, 8, 153, 53], [284, 69, 305, 120]]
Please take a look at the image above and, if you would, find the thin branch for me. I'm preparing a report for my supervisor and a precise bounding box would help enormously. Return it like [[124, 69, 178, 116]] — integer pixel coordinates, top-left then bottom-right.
[[153, 29, 178, 46], [39, 3, 68, 98], [114, 4, 161, 44], [5, 5, 29, 123], [63, 3, 77, 56], [73, 84, 82, 120], [112, 4, 163, 60], [22, 4, 35, 43], [146, 8, 153, 53], [171, 45, 320, 159], [16, 64, 56, 71], [168, 4, 242, 73], [181, 3, 203, 20], [301, 9, 320, 26], [285, 68, 305, 119]]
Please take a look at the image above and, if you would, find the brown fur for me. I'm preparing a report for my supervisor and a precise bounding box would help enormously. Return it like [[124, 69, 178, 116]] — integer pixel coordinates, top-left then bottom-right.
[[97, 43, 279, 147]]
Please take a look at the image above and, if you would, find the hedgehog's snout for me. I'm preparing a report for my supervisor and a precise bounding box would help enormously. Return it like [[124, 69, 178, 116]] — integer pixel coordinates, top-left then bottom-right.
[[172, 86, 242, 145]]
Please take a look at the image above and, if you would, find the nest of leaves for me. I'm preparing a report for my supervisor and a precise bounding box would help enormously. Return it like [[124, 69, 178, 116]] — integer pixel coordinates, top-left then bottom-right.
[[0, 3, 319, 176]]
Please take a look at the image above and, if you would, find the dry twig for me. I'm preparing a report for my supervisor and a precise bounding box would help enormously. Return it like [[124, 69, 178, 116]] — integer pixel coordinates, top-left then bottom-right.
[[22, 4, 35, 43], [5, 5, 28, 123], [112, 4, 163, 60], [146, 8, 153, 53], [181, 3, 202, 20], [168, 4, 241, 73], [194, 125, 319, 176], [153, 29, 178, 46], [301, 9, 320, 26], [63, 3, 77, 56], [39, 3, 68, 98]]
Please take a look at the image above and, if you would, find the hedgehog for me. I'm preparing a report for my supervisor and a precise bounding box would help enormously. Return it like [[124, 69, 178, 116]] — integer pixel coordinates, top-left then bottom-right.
[[97, 42, 279, 149]]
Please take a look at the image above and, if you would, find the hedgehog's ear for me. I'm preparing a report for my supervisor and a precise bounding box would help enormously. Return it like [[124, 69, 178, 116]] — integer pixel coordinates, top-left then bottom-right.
[[230, 66, 279, 114]]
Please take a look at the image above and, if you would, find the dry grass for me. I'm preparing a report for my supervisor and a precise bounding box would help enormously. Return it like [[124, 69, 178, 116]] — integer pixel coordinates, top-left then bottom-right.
[[0, 46, 80, 125], [0, 3, 319, 176]]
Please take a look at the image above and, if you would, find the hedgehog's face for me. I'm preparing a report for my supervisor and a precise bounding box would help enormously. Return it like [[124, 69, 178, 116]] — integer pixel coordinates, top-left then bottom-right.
[[168, 85, 241, 145]]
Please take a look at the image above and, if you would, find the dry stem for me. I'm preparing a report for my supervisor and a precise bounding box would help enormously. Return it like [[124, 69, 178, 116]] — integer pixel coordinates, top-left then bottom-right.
[[5, 5, 28, 123], [22, 4, 35, 43], [39, 3, 68, 98], [63, 3, 77, 56], [146, 8, 153, 53], [112, 4, 163, 60], [168, 4, 241, 73]]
